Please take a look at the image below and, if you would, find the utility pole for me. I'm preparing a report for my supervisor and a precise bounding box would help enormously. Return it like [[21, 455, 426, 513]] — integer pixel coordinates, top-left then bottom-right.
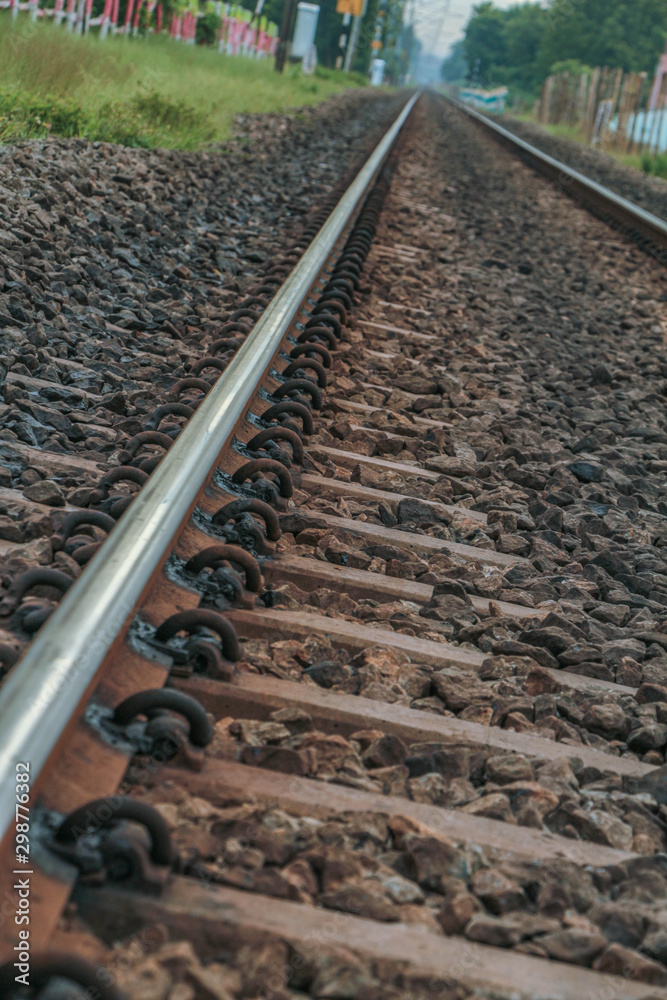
[[402, 0, 415, 82], [275, 0, 299, 72], [337, 12, 350, 70], [340, 0, 366, 74], [343, 7, 362, 72]]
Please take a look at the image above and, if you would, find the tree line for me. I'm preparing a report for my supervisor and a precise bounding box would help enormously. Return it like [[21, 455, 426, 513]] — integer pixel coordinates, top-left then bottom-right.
[[441, 0, 667, 96]]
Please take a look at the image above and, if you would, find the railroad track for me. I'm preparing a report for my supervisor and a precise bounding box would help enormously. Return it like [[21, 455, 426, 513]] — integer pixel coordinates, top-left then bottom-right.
[[452, 98, 667, 266], [1, 90, 667, 999]]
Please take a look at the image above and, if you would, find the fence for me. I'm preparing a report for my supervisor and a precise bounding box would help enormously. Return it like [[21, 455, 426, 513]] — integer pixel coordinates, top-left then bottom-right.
[[0, 0, 278, 56], [538, 65, 667, 155], [218, 9, 277, 57]]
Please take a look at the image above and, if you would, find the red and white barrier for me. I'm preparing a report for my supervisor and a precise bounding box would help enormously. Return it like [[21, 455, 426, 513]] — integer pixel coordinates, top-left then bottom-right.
[[3, 0, 278, 53]]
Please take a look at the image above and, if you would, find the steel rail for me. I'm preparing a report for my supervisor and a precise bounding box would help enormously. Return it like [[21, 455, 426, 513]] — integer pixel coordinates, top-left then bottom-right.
[[0, 90, 420, 846], [449, 97, 667, 265]]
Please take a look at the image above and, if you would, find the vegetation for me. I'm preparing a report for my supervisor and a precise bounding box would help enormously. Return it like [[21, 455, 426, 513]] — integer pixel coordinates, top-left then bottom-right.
[[539, 0, 667, 80], [0, 19, 364, 148], [440, 40, 467, 84], [640, 151, 667, 178], [443, 0, 667, 96], [464, 2, 546, 92]]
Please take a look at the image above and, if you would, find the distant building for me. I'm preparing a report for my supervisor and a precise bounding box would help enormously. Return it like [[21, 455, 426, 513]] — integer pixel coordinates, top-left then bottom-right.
[[459, 87, 508, 114]]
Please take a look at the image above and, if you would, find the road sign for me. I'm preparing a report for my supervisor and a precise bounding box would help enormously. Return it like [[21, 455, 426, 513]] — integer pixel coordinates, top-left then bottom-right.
[[336, 0, 363, 16]]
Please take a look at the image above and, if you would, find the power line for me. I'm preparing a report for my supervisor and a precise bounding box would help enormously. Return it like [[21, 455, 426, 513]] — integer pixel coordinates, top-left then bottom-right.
[[411, 0, 458, 55]]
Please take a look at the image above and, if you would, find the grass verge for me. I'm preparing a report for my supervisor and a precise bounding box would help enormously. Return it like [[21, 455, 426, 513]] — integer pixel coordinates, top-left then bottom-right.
[[0, 17, 367, 149]]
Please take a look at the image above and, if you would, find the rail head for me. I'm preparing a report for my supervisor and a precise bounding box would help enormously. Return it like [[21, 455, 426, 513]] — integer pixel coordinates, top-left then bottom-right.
[[0, 90, 420, 848], [448, 96, 667, 262]]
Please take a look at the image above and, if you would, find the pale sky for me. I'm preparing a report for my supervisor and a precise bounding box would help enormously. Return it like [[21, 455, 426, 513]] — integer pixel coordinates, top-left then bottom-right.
[[413, 0, 542, 57]]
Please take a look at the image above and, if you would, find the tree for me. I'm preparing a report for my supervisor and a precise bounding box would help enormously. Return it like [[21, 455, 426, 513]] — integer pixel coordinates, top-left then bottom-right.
[[440, 39, 467, 83], [381, 0, 408, 82], [460, 0, 667, 97], [503, 3, 546, 90], [463, 2, 507, 85], [539, 0, 667, 78], [463, 2, 545, 90], [352, 0, 379, 75]]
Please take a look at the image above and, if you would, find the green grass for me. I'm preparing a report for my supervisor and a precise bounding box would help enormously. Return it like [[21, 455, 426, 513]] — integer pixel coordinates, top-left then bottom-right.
[[0, 17, 366, 149], [639, 151, 667, 179]]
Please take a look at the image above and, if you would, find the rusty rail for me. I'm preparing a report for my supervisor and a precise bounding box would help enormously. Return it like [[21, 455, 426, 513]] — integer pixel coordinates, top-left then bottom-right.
[[0, 91, 420, 851]]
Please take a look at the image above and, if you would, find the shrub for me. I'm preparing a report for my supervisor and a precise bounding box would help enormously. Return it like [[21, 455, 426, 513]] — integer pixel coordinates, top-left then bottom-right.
[[641, 151, 654, 174], [639, 151, 667, 179], [196, 10, 222, 47]]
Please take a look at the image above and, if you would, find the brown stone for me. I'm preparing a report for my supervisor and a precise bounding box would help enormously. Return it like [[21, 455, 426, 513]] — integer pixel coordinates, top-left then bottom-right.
[[294, 944, 376, 998], [281, 858, 318, 902], [616, 657, 643, 687], [269, 706, 313, 733], [116, 957, 172, 1000], [634, 763, 667, 804], [239, 745, 307, 775], [317, 848, 365, 892], [503, 712, 536, 733], [373, 764, 410, 796], [470, 868, 526, 915], [558, 804, 634, 850], [236, 940, 289, 996], [361, 734, 408, 769], [485, 755, 534, 785], [627, 724, 667, 753], [379, 872, 425, 905], [437, 892, 482, 934], [524, 666, 564, 696], [593, 944, 667, 985], [167, 985, 195, 1000], [408, 772, 449, 805], [403, 832, 469, 888], [459, 704, 494, 725], [432, 668, 493, 713], [399, 903, 443, 932], [624, 807, 667, 854], [534, 758, 579, 800], [536, 883, 572, 919], [588, 902, 646, 949], [156, 940, 199, 974], [583, 703, 631, 740], [424, 455, 476, 476], [319, 883, 400, 922], [0, 516, 23, 542], [441, 777, 478, 807], [229, 719, 291, 746], [184, 964, 238, 1000], [297, 733, 365, 776], [464, 913, 549, 949], [22, 479, 65, 506], [500, 782, 560, 820], [537, 929, 608, 966], [350, 729, 389, 751], [461, 792, 516, 823]]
